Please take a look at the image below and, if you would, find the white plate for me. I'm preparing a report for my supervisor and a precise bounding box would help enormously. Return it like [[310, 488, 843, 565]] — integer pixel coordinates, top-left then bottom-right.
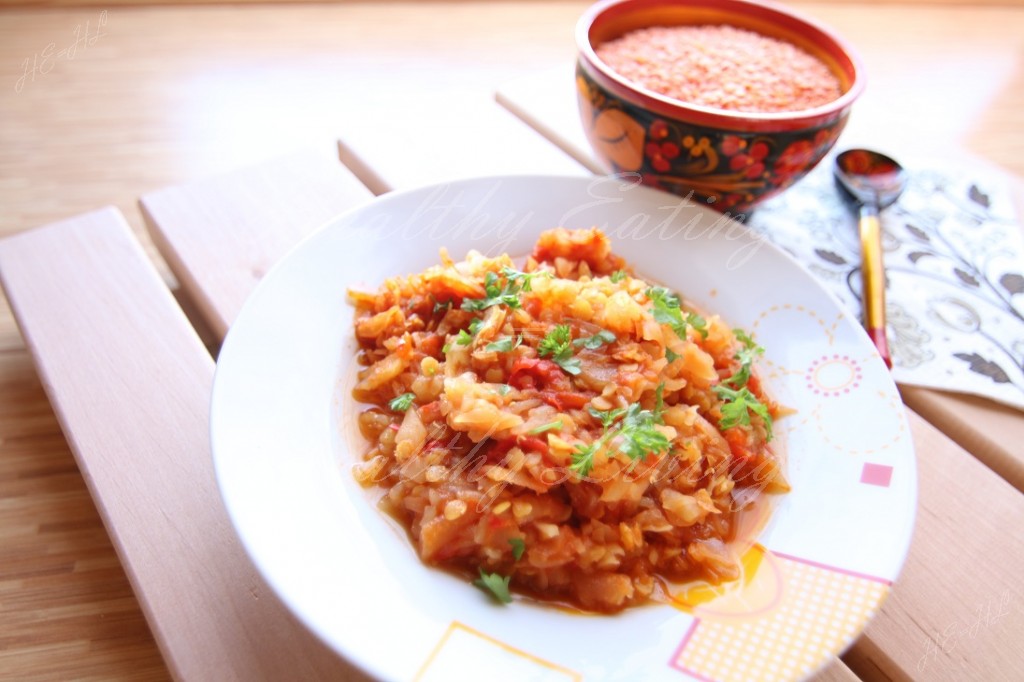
[[211, 175, 916, 682]]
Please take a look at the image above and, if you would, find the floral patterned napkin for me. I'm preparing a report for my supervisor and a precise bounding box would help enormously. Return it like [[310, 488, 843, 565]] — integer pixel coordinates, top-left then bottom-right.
[[745, 154, 1024, 411]]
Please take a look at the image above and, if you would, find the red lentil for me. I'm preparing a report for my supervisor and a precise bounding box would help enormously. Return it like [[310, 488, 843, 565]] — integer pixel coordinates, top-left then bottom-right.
[[596, 24, 842, 113]]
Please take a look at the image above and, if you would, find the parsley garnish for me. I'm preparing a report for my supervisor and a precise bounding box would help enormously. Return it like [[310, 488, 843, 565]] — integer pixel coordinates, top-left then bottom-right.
[[538, 324, 582, 375], [486, 335, 522, 353], [496, 384, 512, 396], [432, 299, 452, 315], [724, 328, 764, 388], [686, 312, 709, 338], [610, 270, 627, 283], [473, 568, 512, 604], [527, 419, 562, 435], [587, 405, 627, 428], [461, 268, 550, 312], [572, 393, 670, 475], [713, 384, 773, 440], [462, 271, 523, 312], [509, 538, 525, 561], [645, 286, 708, 339], [570, 442, 600, 477], [500, 266, 550, 291], [441, 342, 451, 353], [452, 318, 485, 348], [538, 324, 571, 356], [665, 347, 681, 362], [573, 329, 616, 350], [615, 402, 671, 462], [388, 392, 416, 412]]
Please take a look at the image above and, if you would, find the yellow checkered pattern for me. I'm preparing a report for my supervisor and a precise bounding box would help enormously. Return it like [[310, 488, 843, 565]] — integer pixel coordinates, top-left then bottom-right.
[[674, 555, 889, 682]]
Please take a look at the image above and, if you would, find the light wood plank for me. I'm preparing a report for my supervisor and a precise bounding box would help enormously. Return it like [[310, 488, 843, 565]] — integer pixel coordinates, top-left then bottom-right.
[[337, 94, 590, 196], [0, 209, 369, 682], [496, 67, 1024, 493], [900, 386, 1024, 491], [813, 660, 862, 682], [139, 148, 373, 341]]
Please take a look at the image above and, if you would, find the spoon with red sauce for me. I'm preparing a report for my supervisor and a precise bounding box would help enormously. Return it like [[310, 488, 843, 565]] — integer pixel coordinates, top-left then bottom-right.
[[833, 149, 908, 370]]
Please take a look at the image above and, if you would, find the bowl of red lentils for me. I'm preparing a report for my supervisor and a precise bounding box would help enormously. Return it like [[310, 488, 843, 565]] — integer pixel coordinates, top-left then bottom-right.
[[576, 0, 865, 212]]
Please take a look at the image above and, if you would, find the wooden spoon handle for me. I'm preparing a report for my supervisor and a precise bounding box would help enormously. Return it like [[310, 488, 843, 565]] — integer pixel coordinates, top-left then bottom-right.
[[859, 204, 892, 369]]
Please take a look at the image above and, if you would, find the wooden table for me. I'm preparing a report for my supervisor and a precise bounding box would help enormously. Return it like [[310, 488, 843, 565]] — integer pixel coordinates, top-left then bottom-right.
[[1, 3, 1023, 681]]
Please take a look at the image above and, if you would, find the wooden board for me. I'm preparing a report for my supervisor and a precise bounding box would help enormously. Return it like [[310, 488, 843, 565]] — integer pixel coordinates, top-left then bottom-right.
[[139, 148, 374, 341], [337, 94, 590, 196], [0, 209, 369, 682]]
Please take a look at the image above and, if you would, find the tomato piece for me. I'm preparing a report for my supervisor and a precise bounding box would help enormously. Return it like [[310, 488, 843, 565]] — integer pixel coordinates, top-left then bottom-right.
[[419, 334, 444, 358], [539, 390, 589, 411], [486, 437, 517, 463], [418, 400, 443, 424], [517, 435, 550, 456], [509, 358, 563, 390], [723, 427, 753, 463]]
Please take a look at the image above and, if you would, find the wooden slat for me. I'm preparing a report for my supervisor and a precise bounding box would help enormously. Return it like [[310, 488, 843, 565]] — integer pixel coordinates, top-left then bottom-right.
[[337, 106, 1024, 679], [900, 386, 1024, 491], [337, 94, 590, 196], [139, 148, 373, 341], [496, 67, 1024, 493], [0, 209, 369, 682]]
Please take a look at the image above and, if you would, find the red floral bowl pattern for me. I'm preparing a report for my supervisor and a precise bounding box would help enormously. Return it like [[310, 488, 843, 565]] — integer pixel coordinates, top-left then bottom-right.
[[576, 0, 865, 214]]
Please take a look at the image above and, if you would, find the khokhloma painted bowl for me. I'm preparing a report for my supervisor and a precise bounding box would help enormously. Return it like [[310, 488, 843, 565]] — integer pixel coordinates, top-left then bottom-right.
[[576, 0, 865, 214]]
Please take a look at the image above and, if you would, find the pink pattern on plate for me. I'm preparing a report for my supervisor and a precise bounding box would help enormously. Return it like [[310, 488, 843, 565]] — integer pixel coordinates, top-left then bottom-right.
[[860, 463, 894, 488]]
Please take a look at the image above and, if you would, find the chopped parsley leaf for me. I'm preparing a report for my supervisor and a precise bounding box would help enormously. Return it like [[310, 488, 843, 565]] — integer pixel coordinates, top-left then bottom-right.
[[455, 329, 474, 346], [573, 329, 616, 350], [556, 356, 582, 375], [614, 402, 670, 462], [587, 405, 626, 428], [461, 267, 551, 312], [570, 442, 599, 476], [665, 347, 681, 362], [645, 286, 708, 339], [538, 324, 572, 357], [486, 335, 522, 353], [538, 324, 581, 375], [509, 538, 525, 561], [432, 299, 452, 314], [724, 328, 764, 389], [500, 266, 551, 292], [473, 568, 512, 604], [610, 270, 627, 283], [686, 312, 709, 339], [468, 317, 484, 335], [388, 392, 416, 412], [713, 384, 773, 440], [527, 419, 562, 435], [573, 394, 670, 475], [462, 271, 523, 312]]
